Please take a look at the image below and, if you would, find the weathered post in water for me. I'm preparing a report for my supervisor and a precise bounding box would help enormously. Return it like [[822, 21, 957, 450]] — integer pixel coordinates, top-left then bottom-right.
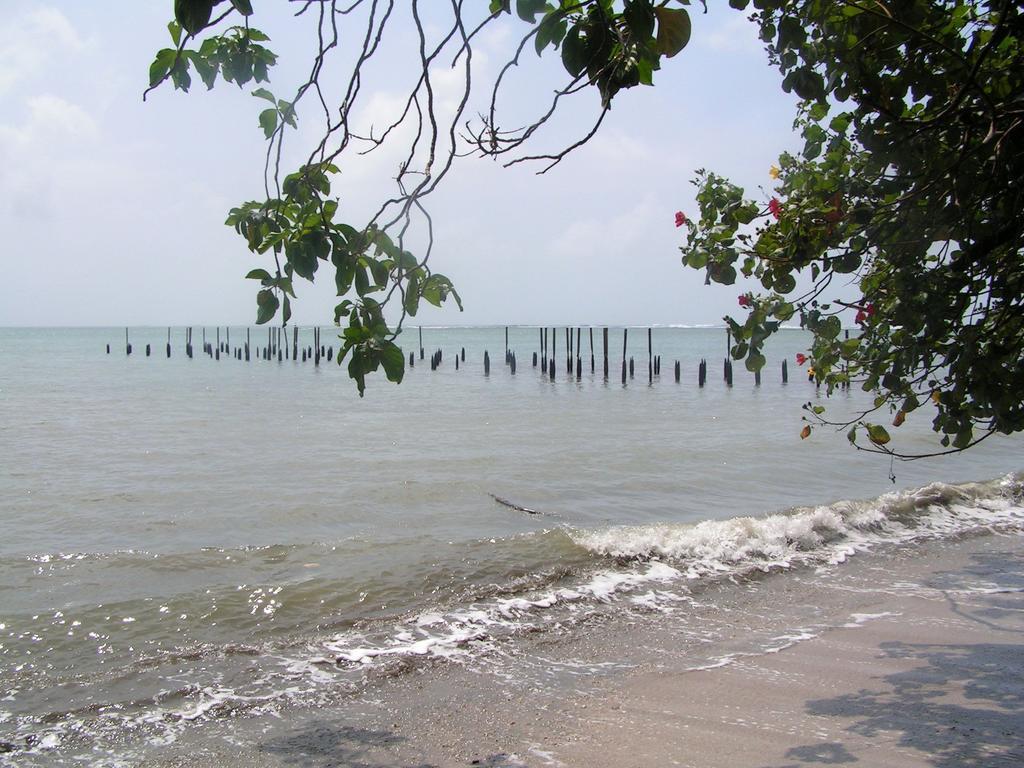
[[166, 328, 171, 358], [505, 326, 509, 365], [621, 328, 628, 384], [484, 350, 490, 375], [603, 327, 609, 379], [551, 328, 557, 380], [589, 327, 595, 373], [566, 327, 572, 374], [146, 343, 151, 357], [782, 358, 788, 383], [125, 328, 132, 356], [648, 327, 653, 384], [419, 326, 424, 360]]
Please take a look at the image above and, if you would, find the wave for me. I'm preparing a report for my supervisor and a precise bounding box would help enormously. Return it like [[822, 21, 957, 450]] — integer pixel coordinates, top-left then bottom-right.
[[4, 474, 1021, 761], [313, 474, 1023, 668]]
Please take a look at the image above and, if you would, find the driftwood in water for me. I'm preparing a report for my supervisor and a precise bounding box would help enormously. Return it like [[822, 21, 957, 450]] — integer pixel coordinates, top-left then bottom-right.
[[489, 493, 540, 515]]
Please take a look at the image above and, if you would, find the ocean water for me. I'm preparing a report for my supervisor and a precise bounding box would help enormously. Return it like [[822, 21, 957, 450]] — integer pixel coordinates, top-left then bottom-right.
[[0, 325, 1021, 763]]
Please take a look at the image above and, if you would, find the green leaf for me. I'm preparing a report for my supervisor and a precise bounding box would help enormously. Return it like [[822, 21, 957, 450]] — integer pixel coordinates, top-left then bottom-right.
[[246, 268, 272, 280], [654, 8, 691, 58], [174, 0, 214, 36], [252, 87, 277, 104], [282, 294, 291, 324], [745, 352, 766, 372], [149, 49, 178, 87], [230, 0, 254, 15], [168, 21, 182, 47], [255, 289, 279, 325], [380, 341, 405, 384], [561, 26, 586, 77], [867, 424, 891, 446], [516, 0, 546, 23], [259, 108, 278, 139]]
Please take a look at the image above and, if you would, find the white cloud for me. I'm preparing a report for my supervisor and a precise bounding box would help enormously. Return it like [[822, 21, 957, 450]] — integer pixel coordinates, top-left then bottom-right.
[[0, 7, 86, 94], [701, 12, 765, 56]]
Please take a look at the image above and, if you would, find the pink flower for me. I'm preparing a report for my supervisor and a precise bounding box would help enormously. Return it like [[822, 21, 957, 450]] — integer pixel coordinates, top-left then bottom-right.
[[796, 353, 807, 365], [738, 294, 752, 308], [768, 197, 783, 220], [674, 211, 687, 227], [855, 302, 875, 325]]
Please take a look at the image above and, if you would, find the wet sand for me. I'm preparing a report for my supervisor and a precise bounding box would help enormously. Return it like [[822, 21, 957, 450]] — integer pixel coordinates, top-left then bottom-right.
[[152, 531, 1024, 768]]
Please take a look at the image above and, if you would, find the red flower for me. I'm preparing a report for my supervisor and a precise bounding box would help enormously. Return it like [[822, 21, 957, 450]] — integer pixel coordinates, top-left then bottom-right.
[[796, 353, 807, 365], [674, 211, 687, 227], [768, 197, 783, 220], [855, 302, 875, 325], [738, 294, 752, 308]]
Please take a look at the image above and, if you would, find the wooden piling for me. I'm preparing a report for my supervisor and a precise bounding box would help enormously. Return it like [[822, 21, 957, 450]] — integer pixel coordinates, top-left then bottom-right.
[[621, 327, 628, 377], [630, 357, 634, 379], [542, 327, 547, 371], [532, 351, 538, 367], [461, 347, 465, 362], [699, 358, 706, 387], [551, 327, 556, 379], [755, 366, 761, 386], [603, 327, 609, 379], [576, 355, 581, 380], [146, 343, 151, 357], [419, 326, 424, 360], [648, 327, 653, 384], [106, 344, 110, 354], [674, 360, 680, 383], [566, 327, 571, 374], [125, 328, 131, 356], [782, 358, 788, 383], [576, 327, 581, 375], [511, 352, 516, 375], [484, 350, 490, 376], [455, 355, 459, 370], [589, 327, 595, 373], [505, 326, 509, 364], [166, 328, 171, 358], [725, 359, 733, 387]]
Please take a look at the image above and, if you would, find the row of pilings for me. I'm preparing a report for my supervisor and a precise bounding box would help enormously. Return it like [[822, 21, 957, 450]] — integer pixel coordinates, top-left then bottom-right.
[[111, 325, 837, 387], [112, 326, 334, 365]]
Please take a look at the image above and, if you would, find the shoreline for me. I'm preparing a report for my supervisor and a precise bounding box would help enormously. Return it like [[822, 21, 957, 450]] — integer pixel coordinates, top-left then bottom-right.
[[142, 529, 1024, 768]]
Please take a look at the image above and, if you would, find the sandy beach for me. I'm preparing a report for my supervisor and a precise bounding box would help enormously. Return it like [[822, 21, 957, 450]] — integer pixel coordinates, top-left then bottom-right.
[[147, 530, 1024, 768]]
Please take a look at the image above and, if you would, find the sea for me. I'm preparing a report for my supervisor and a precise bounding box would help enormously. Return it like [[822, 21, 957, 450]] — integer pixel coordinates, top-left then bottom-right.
[[0, 325, 1021, 765]]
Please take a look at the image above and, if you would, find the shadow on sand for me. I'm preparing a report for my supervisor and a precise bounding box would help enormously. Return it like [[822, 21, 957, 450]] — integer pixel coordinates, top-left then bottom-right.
[[764, 547, 1024, 767], [256, 720, 527, 768]]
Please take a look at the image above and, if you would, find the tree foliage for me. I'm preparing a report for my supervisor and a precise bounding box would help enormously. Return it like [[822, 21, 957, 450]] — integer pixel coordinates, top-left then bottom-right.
[[147, 0, 1024, 459], [681, 0, 1022, 457]]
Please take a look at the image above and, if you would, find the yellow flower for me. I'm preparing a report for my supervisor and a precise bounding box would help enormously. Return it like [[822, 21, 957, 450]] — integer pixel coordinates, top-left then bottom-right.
[[769, 164, 781, 180]]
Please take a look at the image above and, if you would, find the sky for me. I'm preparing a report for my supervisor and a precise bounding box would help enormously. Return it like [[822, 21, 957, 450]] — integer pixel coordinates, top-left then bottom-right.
[[0, 2, 808, 327]]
